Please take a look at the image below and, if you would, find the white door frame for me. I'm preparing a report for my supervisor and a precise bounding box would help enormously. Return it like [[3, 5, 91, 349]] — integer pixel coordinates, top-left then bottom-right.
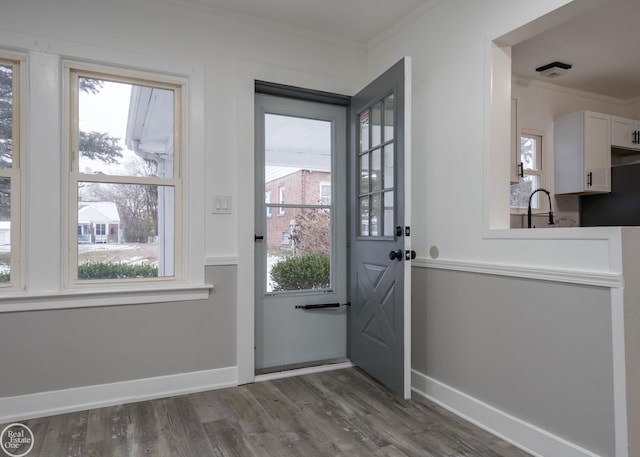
[[235, 63, 362, 385]]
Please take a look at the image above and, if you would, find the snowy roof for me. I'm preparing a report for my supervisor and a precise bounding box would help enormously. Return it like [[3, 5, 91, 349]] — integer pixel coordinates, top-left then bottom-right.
[[78, 202, 121, 224]]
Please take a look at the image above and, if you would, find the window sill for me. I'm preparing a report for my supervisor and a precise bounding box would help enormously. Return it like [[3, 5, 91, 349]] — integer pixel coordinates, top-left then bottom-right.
[[0, 284, 213, 313]]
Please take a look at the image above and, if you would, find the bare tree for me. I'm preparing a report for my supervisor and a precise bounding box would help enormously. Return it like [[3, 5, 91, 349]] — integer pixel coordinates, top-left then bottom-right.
[[290, 209, 330, 255]]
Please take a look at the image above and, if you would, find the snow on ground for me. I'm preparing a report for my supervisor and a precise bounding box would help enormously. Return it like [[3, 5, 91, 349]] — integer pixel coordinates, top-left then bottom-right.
[[79, 242, 158, 266]]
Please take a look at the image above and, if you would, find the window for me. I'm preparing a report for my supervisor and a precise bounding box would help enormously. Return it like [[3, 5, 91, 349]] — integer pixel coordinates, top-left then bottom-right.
[[68, 66, 182, 283], [278, 186, 285, 216], [265, 191, 272, 217], [319, 181, 331, 206], [510, 133, 542, 209], [0, 57, 21, 288], [358, 95, 395, 237]]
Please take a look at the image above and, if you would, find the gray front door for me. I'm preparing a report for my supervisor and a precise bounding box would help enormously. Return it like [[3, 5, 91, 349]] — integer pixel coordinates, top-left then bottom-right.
[[349, 58, 412, 398]]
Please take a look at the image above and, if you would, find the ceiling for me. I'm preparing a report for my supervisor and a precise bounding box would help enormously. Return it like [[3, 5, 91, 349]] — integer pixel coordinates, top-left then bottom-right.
[[167, 0, 638, 99], [169, 0, 434, 44], [512, 0, 640, 100]]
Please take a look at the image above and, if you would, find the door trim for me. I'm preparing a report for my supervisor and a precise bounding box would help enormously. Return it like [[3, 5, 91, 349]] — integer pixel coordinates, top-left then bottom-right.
[[235, 61, 360, 385]]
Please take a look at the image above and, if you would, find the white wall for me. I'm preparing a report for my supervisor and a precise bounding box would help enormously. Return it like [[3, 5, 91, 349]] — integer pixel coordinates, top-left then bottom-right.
[[0, 0, 366, 406], [1, 0, 366, 264], [367, 0, 623, 276], [0, 0, 632, 455], [367, 1, 628, 456]]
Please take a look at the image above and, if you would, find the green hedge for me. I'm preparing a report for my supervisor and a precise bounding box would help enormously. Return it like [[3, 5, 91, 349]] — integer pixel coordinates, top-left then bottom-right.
[[78, 261, 158, 279], [270, 253, 330, 291]]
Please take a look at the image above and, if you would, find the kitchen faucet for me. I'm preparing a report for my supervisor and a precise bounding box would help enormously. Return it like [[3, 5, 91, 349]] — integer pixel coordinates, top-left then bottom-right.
[[527, 188, 555, 228]]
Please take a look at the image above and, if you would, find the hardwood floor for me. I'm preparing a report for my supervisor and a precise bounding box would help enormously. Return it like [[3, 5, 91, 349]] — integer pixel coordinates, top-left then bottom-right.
[[3, 368, 531, 456]]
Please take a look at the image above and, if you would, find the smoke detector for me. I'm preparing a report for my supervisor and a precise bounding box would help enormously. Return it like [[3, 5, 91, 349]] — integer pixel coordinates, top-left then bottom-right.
[[535, 61, 572, 78]]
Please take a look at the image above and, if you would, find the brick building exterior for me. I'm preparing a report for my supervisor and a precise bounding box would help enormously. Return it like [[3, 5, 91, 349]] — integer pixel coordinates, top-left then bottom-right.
[[265, 169, 331, 252]]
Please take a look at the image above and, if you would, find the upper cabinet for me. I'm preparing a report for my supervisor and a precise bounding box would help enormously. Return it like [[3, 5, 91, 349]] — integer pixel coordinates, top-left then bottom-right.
[[611, 116, 640, 151], [554, 111, 611, 194]]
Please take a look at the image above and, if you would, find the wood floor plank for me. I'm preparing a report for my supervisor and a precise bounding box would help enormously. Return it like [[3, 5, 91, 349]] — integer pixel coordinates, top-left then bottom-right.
[[3, 368, 532, 457]]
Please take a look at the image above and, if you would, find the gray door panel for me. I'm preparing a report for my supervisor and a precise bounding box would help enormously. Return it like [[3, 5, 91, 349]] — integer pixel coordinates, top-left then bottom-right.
[[349, 58, 411, 398]]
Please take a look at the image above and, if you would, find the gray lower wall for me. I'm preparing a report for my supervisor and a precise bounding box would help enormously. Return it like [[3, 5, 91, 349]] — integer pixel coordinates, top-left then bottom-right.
[[412, 267, 615, 457], [0, 265, 236, 398]]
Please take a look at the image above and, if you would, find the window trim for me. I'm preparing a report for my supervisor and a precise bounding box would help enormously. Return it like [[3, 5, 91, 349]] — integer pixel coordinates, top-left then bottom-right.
[[510, 130, 545, 213], [0, 34, 206, 311], [0, 53, 24, 291], [64, 62, 185, 288]]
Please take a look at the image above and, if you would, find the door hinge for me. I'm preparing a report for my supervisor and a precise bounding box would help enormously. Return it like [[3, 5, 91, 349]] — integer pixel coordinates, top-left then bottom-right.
[[405, 226, 411, 237]]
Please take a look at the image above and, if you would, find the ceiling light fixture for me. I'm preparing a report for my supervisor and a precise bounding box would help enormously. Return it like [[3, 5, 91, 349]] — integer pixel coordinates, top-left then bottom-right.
[[535, 61, 572, 78]]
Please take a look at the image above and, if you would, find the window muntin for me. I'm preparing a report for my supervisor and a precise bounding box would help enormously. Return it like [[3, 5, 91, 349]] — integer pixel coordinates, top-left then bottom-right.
[[510, 133, 543, 209], [0, 57, 21, 288], [69, 68, 181, 283], [358, 93, 395, 237]]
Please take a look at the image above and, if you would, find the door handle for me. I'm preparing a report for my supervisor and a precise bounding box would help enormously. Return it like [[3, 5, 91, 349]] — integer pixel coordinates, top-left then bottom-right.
[[404, 250, 417, 260], [388, 249, 403, 261]]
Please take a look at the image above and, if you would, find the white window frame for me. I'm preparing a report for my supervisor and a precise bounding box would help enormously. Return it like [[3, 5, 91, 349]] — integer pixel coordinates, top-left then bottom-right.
[[65, 63, 184, 288], [0, 53, 23, 291], [511, 131, 545, 212]]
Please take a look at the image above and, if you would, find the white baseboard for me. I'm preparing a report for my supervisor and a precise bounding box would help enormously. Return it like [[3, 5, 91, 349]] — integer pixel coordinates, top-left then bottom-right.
[[0, 366, 237, 423], [411, 369, 603, 457]]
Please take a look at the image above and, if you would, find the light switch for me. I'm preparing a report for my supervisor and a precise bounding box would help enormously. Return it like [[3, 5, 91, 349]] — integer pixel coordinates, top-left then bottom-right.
[[212, 195, 232, 214]]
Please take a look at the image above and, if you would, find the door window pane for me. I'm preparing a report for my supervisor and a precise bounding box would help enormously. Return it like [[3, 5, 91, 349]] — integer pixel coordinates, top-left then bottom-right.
[[384, 145, 394, 189], [266, 208, 331, 292], [265, 114, 331, 206], [263, 112, 333, 292], [371, 102, 382, 147], [371, 193, 382, 236], [357, 95, 395, 238], [371, 148, 382, 192], [384, 191, 394, 236], [360, 111, 369, 152], [359, 196, 369, 236], [383, 94, 394, 142], [359, 153, 369, 194]]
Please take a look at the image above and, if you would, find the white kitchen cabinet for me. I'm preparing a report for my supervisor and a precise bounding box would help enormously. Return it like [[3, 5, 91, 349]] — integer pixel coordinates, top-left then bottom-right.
[[554, 110, 611, 194], [611, 115, 640, 151]]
